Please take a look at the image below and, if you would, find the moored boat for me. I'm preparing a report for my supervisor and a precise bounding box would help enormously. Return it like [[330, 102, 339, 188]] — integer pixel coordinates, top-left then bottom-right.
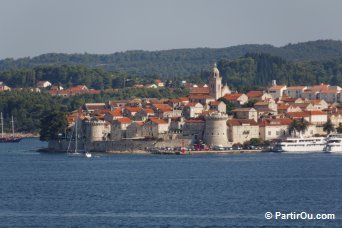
[[0, 113, 23, 143], [273, 137, 326, 153], [324, 134, 342, 153]]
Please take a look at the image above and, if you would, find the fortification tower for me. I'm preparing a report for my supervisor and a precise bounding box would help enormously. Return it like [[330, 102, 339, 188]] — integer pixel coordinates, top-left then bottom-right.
[[204, 112, 228, 147], [84, 119, 105, 142]]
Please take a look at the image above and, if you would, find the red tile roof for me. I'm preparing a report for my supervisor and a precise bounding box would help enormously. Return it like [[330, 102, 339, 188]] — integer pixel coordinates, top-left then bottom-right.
[[232, 108, 255, 112], [185, 119, 205, 123], [287, 112, 310, 118], [178, 97, 189, 102], [189, 94, 212, 99], [320, 89, 340, 94], [150, 118, 168, 125], [307, 110, 327, 115], [153, 104, 172, 112], [246, 91, 264, 98], [116, 117, 132, 124], [227, 119, 258, 126], [269, 85, 286, 91], [125, 107, 142, 113], [209, 101, 220, 106], [259, 118, 293, 127], [189, 87, 209, 94], [310, 84, 330, 91], [287, 86, 306, 90], [143, 108, 154, 114], [107, 109, 123, 117], [223, 93, 244, 101]]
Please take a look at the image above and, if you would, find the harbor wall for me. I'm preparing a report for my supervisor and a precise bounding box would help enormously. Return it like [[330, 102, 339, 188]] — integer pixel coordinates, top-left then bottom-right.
[[47, 137, 193, 152]]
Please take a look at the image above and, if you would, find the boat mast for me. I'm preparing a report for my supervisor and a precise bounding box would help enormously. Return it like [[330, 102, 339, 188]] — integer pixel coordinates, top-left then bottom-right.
[[75, 115, 78, 153], [1, 112, 3, 138], [11, 115, 15, 138]]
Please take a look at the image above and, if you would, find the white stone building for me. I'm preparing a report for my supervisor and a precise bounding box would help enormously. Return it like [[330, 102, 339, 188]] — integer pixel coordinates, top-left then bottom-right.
[[227, 119, 259, 144]]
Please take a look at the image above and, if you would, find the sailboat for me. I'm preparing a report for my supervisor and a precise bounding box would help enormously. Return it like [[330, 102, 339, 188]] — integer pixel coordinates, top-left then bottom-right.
[[67, 114, 92, 158], [0, 113, 22, 143]]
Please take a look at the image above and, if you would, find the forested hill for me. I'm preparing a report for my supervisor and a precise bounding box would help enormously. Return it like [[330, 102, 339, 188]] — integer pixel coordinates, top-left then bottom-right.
[[1, 40, 342, 78]]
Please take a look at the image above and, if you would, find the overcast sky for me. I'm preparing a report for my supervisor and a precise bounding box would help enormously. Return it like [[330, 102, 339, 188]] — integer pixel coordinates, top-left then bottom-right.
[[0, 0, 341, 59]]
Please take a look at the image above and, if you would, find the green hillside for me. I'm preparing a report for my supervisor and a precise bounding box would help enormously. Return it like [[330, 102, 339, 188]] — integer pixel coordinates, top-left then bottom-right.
[[1, 40, 342, 78]]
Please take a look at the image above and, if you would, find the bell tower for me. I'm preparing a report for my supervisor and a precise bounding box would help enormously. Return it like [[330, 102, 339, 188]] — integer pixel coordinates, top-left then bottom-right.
[[209, 63, 222, 100]]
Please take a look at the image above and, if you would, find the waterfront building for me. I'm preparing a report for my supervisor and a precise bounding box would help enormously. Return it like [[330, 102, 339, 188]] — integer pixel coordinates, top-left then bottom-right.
[[111, 117, 132, 140], [259, 118, 292, 141], [227, 119, 259, 144], [182, 119, 205, 140]]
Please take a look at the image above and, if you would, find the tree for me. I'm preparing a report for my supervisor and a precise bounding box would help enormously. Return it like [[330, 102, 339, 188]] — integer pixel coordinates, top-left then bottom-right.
[[323, 119, 335, 135], [40, 111, 68, 141], [297, 118, 309, 135], [218, 97, 236, 114], [336, 123, 342, 134], [288, 118, 309, 137]]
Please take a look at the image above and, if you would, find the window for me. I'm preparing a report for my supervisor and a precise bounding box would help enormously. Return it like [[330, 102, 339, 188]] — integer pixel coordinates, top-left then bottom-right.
[[268, 131, 271, 136]]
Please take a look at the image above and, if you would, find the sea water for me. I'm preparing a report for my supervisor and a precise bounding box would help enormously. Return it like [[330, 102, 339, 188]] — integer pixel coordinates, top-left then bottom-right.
[[0, 138, 341, 227]]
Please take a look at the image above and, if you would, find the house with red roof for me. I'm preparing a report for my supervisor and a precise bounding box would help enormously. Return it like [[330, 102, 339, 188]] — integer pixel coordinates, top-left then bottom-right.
[[301, 90, 320, 100], [152, 104, 174, 118], [268, 85, 287, 99], [227, 119, 259, 144], [222, 93, 248, 106], [111, 117, 132, 140], [319, 89, 341, 103], [285, 86, 307, 98], [142, 118, 169, 137], [208, 101, 226, 113], [155, 79, 164, 87], [37, 80, 52, 88], [246, 91, 273, 102], [126, 121, 144, 139], [232, 108, 257, 122], [84, 103, 107, 113], [182, 119, 205, 140], [182, 102, 204, 118], [123, 106, 143, 118], [134, 108, 155, 121], [259, 118, 293, 140], [104, 108, 123, 122]]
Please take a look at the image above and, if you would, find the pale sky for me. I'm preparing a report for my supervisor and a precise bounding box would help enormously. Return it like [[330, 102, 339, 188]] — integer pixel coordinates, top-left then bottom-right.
[[0, 0, 341, 59]]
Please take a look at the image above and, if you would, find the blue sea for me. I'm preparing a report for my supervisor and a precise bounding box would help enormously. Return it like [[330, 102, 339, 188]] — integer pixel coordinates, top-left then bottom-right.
[[0, 138, 341, 227]]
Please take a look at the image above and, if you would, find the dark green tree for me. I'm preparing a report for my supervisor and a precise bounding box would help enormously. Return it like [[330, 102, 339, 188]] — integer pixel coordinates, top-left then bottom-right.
[[323, 119, 335, 135], [40, 111, 68, 141]]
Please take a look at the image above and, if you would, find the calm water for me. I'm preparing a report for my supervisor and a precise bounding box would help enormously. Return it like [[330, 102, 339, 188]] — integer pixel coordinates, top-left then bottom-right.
[[0, 138, 341, 227]]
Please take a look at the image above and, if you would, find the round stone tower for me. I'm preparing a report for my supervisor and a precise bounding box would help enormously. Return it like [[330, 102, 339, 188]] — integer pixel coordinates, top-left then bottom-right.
[[204, 112, 228, 147], [84, 119, 105, 142]]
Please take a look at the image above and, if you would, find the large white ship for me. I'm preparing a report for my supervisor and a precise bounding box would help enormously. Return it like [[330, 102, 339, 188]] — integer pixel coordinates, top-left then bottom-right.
[[273, 137, 326, 153], [324, 134, 342, 153]]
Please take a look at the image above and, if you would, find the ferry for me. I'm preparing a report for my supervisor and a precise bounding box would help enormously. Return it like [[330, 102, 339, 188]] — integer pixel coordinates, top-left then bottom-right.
[[324, 134, 342, 153], [273, 137, 326, 153]]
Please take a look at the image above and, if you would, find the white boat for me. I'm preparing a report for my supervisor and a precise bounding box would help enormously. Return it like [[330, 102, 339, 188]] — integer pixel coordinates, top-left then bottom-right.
[[85, 152, 92, 158], [273, 137, 326, 153], [324, 134, 342, 153]]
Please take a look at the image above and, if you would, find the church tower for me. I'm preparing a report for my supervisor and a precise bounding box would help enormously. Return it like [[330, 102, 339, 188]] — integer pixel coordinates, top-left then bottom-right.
[[209, 63, 222, 100]]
